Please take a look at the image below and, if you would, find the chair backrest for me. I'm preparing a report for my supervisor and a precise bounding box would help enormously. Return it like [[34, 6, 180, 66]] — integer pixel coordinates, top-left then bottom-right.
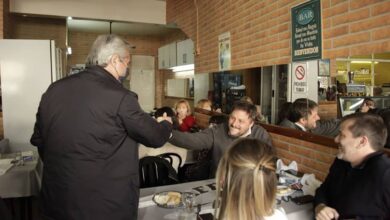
[[139, 156, 179, 188], [157, 152, 183, 169]]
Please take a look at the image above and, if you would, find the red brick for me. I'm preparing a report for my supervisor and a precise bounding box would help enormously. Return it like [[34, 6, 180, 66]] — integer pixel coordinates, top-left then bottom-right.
[[332, 8, 370, 26], [372, 26, 390, 41], [315, 152, 336, 164], [323, 18, 332, 29], [350, 0, 382, 10], [331, 0, 347, 6], [322, 0, 331, 9], [277, 149, 303, 163], [350, 14, 390, 33], [328, 2, 349, 17], [324, 39, 332, 49], [333, 32, 370, 48], [324, 25, 349, 39], [350, 41, 390, 56], [278, 135, 303, 145], [372, 1, 390, 16], [290, 145, 315, 158], [301, 158, 331, 173]]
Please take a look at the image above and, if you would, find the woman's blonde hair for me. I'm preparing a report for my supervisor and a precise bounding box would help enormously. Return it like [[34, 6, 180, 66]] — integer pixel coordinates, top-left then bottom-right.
[[174, 99, 192, 116], [196, 99, 212, 109], [215, 138, 277, 220]]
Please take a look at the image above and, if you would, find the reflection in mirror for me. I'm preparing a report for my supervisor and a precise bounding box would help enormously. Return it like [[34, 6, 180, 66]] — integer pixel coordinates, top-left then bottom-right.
[[336, 52, 390, 97], [166, 78, 194, 98], [193, 52, 390, 141]]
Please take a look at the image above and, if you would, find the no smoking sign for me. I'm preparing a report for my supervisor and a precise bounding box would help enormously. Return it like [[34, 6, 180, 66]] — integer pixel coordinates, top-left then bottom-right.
[[295, 65, 305, 80], [292, 62, 307, 94]]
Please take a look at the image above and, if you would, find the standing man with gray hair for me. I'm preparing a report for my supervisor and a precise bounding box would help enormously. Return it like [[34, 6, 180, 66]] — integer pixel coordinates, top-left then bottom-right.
[[31, 34, 172, 220]]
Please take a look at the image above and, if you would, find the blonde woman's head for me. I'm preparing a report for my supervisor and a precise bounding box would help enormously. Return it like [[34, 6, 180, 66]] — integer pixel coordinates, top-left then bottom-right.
[[215, 138, 277, 220], [174, 100, 192, 117], [197, 99, 212, 111]]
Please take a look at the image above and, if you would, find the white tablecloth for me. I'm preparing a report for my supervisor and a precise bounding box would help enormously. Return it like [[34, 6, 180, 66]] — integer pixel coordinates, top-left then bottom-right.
[[0, 152, 42, 198], [138, 179, 313, 220]]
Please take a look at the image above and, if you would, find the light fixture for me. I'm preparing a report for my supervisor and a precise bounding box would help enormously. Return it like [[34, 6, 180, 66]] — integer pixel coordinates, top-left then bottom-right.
[[350, 60, 378, 64], [67, 16, 73, 20], [170, 64, 194, 72], [66, 46, 72, 55]]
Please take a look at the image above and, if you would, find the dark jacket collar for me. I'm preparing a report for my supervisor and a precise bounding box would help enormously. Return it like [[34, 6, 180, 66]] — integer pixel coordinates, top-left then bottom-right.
[[353, 150, 384, 169], [86, 65, 121, 85]]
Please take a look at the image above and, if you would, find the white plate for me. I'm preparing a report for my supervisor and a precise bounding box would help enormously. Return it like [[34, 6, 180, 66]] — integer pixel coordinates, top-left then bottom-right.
[[152, 191, 183, 209], [276, 185, 295, 197]]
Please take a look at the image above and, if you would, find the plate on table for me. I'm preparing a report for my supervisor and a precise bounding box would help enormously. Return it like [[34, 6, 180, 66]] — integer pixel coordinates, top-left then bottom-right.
[[276, 185, 295, 197], [152, 191, 183, 208]]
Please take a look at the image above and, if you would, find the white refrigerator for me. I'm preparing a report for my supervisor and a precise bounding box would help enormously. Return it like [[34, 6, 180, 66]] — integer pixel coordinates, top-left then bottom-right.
[[0, 39, 58, 151]]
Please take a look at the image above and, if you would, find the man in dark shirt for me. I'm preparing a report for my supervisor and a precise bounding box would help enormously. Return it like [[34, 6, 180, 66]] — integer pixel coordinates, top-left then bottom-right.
[[314, 113, 390, 220]]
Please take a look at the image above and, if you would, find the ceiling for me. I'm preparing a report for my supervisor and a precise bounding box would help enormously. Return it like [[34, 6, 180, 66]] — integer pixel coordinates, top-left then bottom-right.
[[67, 19, 179, 37]]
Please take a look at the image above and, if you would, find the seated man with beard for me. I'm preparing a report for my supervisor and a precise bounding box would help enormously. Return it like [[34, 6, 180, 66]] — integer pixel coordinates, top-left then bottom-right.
[[169, 101, 273, 177]]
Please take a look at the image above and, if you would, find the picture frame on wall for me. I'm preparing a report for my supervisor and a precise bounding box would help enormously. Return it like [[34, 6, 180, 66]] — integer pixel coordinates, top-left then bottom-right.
[[318, 59, 330, 76]]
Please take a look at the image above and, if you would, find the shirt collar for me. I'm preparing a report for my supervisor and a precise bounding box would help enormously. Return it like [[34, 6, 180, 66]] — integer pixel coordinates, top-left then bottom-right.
[[239, 126, 252, 138], [294, 122, 307, 131]]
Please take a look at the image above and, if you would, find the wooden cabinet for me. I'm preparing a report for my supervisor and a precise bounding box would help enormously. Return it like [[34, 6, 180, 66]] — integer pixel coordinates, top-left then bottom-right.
[[158, 42, 176, 69], [176, 39, 194, 66]]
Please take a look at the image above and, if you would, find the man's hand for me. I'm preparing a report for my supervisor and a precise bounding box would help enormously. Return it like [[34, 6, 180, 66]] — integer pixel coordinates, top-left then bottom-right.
[[156, 112, 172, 124], [315, 203, 339, 220]]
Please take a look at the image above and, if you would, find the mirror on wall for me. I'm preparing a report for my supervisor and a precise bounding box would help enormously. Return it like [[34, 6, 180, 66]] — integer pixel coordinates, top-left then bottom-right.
[[166, 78, 194, 98], [335, 52, 390, 97]]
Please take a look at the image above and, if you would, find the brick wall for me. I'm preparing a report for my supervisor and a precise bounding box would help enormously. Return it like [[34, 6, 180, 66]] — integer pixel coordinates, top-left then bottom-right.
[[9, 15, 67, 48], [0, 0, 3, 39], [272, 133, 338, 181], [318, 101, 338, 120], [167, 0, 390, 74]]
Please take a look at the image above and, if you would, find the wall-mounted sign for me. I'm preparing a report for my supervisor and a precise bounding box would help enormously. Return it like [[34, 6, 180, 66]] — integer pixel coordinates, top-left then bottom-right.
[[291, 0, 322, 62], [318, 59, 330, 76], [218, 32, 231, 71], [292, 62, 308, 94]]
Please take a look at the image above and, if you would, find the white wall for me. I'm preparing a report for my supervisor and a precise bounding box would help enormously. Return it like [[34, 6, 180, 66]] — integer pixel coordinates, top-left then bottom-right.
[[290, 60, 319, 103], [11, 0, 166, 25], [130, 55, 155, 113]]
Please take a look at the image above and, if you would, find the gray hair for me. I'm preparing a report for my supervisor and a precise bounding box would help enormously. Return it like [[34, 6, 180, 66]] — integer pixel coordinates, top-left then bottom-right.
[[85, 34, 130, 67]]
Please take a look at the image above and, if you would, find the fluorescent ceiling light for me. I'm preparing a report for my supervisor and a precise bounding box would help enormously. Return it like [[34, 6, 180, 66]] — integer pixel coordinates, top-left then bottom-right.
[[67, 16, 73, 20], [170, 64, 194, 72], [350, 61, 378, 64], [66, 46, 72, 55]]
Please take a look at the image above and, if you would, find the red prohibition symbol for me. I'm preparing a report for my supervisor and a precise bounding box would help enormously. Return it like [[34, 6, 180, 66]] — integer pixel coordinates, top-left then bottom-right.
[[295, 65, 305, 80]]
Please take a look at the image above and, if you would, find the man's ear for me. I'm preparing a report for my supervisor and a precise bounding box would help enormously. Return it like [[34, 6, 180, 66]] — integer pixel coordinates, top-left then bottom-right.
[[360, 136, 369, 147], [298, 117, 307, 126], [109, 54, 120, 65]]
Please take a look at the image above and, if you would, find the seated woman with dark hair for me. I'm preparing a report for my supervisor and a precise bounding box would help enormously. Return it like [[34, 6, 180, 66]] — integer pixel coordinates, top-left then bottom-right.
[[154, 106, 179, 130], [215, 138, 287, 220]]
